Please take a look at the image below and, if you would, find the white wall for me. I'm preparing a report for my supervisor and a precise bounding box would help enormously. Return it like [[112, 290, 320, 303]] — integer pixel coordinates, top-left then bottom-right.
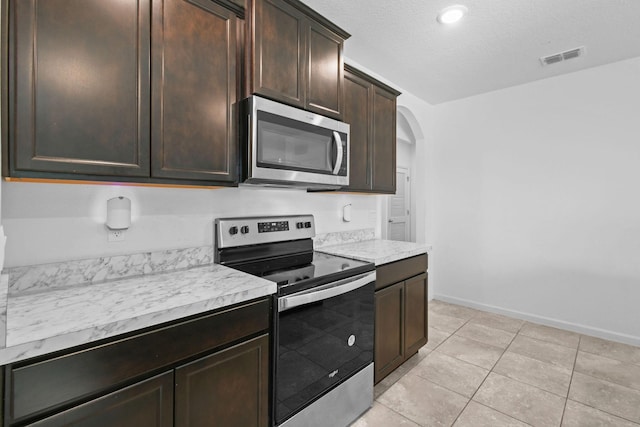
[[432, 56, 640, 345], [1, 182, 380, 267]]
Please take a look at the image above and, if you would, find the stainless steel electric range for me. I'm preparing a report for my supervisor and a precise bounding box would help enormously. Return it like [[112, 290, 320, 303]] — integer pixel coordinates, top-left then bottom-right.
[[214, 215, 375, 427]]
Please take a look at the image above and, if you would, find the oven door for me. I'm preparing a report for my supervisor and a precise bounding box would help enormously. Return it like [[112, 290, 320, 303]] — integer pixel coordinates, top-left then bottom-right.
[[274, 271, 375, 425], [246, 96, 349, 188]]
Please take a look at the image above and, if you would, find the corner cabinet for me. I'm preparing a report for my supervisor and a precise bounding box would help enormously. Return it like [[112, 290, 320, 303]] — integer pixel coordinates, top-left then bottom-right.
[[343, 65, 401, 194], [245, 0, 349, 119], [5, 0, 241, 186], [374, 254, 428, 384], [4, 298, 270, 427]]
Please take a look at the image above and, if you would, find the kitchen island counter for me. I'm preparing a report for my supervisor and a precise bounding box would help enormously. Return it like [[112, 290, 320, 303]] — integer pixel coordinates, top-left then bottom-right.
[[316, 239, 431, 266], [0, 263, 275, 365]]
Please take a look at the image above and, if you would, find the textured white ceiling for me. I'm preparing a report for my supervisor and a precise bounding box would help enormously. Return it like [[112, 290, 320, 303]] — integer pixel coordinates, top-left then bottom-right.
[[300, 0, 640, 104]]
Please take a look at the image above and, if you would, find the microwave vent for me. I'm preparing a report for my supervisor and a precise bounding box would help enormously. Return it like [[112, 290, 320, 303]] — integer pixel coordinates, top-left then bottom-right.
[[540, 46, 585, 66]]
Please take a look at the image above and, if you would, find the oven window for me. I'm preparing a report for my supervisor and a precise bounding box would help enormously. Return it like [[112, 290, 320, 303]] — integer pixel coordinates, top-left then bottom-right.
[[275, 282, 374, 424], [257, 111, 335, 174]]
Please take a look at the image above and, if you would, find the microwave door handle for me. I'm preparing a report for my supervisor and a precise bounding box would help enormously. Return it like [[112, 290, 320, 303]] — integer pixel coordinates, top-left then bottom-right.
[[332, 131, 344, 175], [278, 271, 376, 312]]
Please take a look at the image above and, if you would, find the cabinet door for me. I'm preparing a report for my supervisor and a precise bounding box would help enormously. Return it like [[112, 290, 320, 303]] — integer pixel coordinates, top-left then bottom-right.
[[404, 273, 428, 356], [175, 334, 269, 427], [10, 0, 150, 177], [343, 67, 371, 192], [151, 0, 237, 182], [371, 86, 397, 193], [374, 282, 404, 384], [306, 21, 343, 119], [30, 372, 173, 427], [251, 0, 305, 107]]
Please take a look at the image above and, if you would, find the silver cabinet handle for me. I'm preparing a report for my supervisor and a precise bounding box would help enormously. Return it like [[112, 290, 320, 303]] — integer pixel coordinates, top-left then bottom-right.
[[278, 271, 376, 312], [332, 131, 344, 175]]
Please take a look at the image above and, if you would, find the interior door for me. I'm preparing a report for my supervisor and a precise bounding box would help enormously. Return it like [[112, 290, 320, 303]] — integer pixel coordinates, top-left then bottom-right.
[[387, 167, 411, 241]]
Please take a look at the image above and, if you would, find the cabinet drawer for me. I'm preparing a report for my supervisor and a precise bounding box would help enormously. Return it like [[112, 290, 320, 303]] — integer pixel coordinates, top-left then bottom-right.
[[29, 371, 174, 427], [9, 298, 270, 424], [376, 254, 428, 290]]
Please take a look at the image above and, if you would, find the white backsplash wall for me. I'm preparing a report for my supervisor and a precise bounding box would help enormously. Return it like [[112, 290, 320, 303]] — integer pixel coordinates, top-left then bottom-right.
[[1, 182, 381, 267]]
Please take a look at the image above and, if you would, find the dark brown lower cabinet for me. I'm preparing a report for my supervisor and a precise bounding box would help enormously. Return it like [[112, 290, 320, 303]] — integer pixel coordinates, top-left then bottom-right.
[[175, 335, 269, 427], [374, 255, 428, 384], [374, 281, 405, 383], [404, 273, 428, 356], [29, 372, 174, 427], [4, 298, 270, 426]]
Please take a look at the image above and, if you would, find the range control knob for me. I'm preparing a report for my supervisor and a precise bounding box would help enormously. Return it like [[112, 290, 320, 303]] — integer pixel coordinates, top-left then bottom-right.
[[296, 222, 304, 229], [304, 221, 312, 229], [240, 225, 250, 234], [229, 226, 238, 235]]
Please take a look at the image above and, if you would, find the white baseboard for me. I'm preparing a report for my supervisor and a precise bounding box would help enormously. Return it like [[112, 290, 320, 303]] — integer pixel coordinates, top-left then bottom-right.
[[433, 293, 640, 347]]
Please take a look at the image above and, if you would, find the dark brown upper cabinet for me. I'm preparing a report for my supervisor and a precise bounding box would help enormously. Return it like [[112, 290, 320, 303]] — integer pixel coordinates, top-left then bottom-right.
[[5, 0, 242, 186], [151, 0, 238, 183], [245, 0, 349, 120], [8, 0, 151, 178], [343, 64, 401, 194]]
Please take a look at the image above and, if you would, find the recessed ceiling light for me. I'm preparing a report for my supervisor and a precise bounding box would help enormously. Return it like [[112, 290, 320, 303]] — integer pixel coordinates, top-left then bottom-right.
[[437, 5, 468, 24]]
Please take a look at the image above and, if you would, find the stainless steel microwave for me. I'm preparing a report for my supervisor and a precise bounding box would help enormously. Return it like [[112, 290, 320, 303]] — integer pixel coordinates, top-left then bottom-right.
[[240, 96, 350, 189]]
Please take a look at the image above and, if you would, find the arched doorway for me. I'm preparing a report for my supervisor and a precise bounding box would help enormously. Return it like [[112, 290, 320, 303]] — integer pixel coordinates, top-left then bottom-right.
[[383, 105, 425, 242]]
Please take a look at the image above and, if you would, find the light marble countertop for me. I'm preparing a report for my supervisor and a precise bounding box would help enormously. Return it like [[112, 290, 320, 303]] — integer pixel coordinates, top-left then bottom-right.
[[0, 237, 428, 366], [0, 264, 275, 365], [316, 239, 431, 266]]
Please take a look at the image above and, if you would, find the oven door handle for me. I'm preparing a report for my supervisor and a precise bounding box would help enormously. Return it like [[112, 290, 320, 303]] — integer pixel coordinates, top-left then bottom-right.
[[278, 271, 376, 312]]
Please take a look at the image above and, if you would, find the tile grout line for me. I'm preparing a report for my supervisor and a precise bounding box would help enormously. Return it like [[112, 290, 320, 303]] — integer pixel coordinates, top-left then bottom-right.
[[474, 327, 579, 402], [559, 335, 580, 426], [456, 320, 639, 424], [394, 303, 640, 426], [400, 308, 481, 426], [448, 318, 525, 426], [569, 338, 640, 425], [434, 312, 480, 426], [563, 397, 640, 426], [373, 400, 426, 427], [564, 371, 640, 425]]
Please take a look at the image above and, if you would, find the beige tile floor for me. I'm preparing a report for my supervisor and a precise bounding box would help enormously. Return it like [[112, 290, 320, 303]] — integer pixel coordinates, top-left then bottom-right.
[[353, 300, 640, 427]]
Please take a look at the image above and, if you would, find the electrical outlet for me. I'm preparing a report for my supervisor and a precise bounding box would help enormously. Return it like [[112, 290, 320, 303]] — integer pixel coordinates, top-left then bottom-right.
[[108, 229, 126, 242]]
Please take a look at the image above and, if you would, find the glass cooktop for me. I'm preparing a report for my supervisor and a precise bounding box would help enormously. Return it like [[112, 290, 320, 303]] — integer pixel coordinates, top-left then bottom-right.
[[234, 251, 374, 297]]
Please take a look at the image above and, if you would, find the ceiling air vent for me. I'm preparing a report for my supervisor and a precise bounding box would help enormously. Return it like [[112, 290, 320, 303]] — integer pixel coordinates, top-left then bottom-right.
[[540, 46, 585, 66]]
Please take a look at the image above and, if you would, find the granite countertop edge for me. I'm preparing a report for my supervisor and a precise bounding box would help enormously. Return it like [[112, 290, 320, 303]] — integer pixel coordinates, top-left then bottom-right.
[[316, 239, 432, 266], [0, 265, 275, 365]]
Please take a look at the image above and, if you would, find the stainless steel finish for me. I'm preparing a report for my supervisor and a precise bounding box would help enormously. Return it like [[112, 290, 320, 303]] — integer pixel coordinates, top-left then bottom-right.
[[246, 95, 350, 188], [278, 271, 376, 312], [215, 215, 315, 249], [332, 131, 344, 175], [278, 363, 373, 427]]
